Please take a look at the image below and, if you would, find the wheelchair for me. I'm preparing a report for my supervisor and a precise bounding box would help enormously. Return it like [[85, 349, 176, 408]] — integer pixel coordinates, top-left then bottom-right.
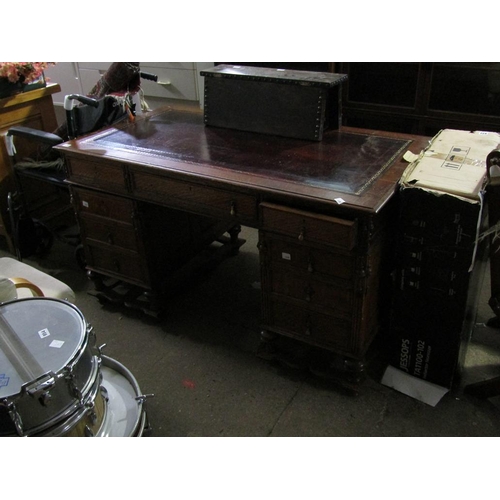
[[4, 63, 157, 266]]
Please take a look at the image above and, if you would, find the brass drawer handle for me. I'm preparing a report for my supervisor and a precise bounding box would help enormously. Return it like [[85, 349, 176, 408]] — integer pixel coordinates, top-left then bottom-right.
[[307, 257, 314, 273], [305, 285, 314, 302], [298, 230, 304, 241], [230, 201, 236, 217], [107, 233, 114, 245], [305, 317, 311, 336], [113, 259, 121, 272]]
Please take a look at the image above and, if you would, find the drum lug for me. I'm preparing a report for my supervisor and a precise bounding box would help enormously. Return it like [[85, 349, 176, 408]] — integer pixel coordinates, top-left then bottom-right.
[[100, 384, 109, 402], [135, 393, 155, 404], [24, 373, 56, 407], [84, 425, 95, 437], [64, 366, 83, 401], [4, 400, 25, 436], [87, 323, 96, 343], [97, 343, 107, 356], [85, 400, 98, 425]]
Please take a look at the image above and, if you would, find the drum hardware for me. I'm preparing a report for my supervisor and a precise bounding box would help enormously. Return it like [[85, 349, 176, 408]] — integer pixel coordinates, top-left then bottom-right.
[[83, 396, 100, 437], [39, 365, 107, 437], [64, 367, 83, 401], [4, 400, 23, 436], [25, 372, 56, 406], [135, 394, 154, 404]]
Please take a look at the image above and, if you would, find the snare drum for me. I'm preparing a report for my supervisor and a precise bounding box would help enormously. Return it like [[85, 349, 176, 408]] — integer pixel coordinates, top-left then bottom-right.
[[0, 298, 98, 436]]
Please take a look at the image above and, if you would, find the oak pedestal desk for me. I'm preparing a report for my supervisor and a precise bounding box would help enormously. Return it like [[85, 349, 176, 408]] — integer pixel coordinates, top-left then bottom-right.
[[56, 106, 429, 390]]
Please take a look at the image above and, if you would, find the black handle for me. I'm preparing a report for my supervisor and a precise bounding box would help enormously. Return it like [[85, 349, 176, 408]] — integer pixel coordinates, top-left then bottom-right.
[[67, 94, 100, 108], [140, 71, 158, 82]]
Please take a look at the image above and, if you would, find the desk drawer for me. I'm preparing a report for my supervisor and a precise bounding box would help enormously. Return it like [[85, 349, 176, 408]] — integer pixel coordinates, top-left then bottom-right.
[[265, 299, 352, 352], [86, 244, 149, 286], [80, 215, 139, 252], [264, 234, 354, 281], [268, 266, 353, 321], [131, 170, 258, 224], [66, 157, 128, 194], [261, 203, 357, 250], [72, 188, 135, 223]]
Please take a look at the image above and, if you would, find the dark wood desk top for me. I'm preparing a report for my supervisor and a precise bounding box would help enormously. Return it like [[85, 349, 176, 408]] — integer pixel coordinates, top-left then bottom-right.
[[57, 106, 430, 215]]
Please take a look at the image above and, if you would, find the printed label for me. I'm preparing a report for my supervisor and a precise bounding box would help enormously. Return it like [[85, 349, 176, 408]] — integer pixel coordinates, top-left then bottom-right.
[[281, 252, 291, 261], [50, 340, 65, 349], [0, 374, 9, 388], [38, 328, 50, 339]]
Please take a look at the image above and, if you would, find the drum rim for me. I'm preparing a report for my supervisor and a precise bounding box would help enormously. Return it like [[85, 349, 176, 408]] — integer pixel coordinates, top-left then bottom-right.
[[99, 355, 145, 437]]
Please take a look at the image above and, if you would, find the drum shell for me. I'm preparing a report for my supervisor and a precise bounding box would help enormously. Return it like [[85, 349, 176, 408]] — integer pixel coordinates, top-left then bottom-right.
[[0, 298, 96, 436], [39, 363, 107, 437]]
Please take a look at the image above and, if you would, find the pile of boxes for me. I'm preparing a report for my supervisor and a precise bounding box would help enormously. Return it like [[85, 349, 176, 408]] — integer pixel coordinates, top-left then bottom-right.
[[388, 129, 500, 389]]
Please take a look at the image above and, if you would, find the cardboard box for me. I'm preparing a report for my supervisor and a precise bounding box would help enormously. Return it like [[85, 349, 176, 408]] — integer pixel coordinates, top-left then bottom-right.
[[200, 64, 347, 141], [387, 129, 500, 389], [388, 244, 487, 388]]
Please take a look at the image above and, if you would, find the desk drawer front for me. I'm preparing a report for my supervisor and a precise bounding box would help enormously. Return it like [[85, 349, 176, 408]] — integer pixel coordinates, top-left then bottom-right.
[[80, 215, 138, 251], [67, 157, 128, 193], [265, 236, 354, 281], [266, 299, 352, 351], [131, 171, 258, 224], [269, 267, 353, 320], [261, 203, 357, 250], [72, 188, 134, 222], [86, 245, 149, 286]]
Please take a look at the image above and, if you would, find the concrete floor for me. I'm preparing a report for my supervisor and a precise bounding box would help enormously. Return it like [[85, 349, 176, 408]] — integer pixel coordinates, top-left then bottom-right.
[[2, 225, 500, 438]]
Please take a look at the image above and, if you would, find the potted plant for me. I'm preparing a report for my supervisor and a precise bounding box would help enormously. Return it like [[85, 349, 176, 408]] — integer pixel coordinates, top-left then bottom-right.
[[0, 62, 55, 99]]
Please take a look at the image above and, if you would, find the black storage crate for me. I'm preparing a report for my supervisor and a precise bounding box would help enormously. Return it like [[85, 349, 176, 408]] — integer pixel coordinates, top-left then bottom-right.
[[200, 65, 347, 141], [388, 187, 487, 388]]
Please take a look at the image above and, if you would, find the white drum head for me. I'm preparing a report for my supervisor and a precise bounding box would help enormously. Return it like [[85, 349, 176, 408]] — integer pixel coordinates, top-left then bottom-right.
[[0, 298, 86, 400]]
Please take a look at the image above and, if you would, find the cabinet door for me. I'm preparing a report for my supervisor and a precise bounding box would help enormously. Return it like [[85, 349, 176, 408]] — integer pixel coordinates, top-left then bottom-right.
[[140, 64, 197, 100], [44, 63, 83, 105], [345, 62, 420, 108], [428, 63, 500, 116]]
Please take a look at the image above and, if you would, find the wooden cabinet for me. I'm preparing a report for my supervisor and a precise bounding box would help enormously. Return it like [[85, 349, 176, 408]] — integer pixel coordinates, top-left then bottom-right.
[[69, 174, 243, 311], [259, 203, 385, 365], [338, 62, 500, 136], [71, 187, 150, 287], [0, 83, 61, 252]]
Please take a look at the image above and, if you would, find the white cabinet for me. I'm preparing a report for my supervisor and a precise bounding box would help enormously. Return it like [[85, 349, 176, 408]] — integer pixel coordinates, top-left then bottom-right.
[[140, 63, 197, 101], [44, 62, 83, 104], [44, 62, 214, 110]]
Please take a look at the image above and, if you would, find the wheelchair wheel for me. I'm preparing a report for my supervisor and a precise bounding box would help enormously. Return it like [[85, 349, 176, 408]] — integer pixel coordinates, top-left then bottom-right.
[[34, 220, 54, 255], [75, 244, 86, 270], [16, 216, 53, 258]]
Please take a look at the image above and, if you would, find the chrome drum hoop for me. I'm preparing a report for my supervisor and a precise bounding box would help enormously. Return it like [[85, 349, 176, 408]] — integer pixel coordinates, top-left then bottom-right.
[[98, 355, 149, 437]]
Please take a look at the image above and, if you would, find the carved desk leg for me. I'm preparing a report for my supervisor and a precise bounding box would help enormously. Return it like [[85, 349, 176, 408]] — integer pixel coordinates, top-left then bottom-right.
[[228, 224, 242, 255], [256, 329, 279, 361]]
